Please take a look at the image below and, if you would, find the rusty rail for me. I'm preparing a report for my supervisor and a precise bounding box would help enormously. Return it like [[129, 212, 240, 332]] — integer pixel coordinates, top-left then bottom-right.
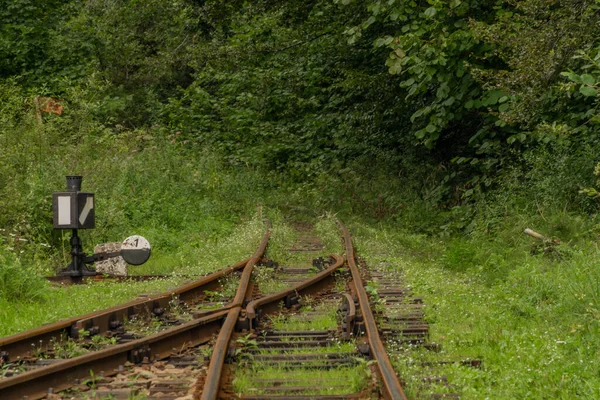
[[0, 310, 229, 399], [0, 222, 270, 399], [339, 219, 407, 400], [1, 219, 410, 399], [341, 292, 356, 340], [200, 227, 271, 400], [244, 254, 344, 329], [202, 220, 406, 399], [0, 222, 271, 399], [45, 274, 195, 285], [0, 258, 250, 360]]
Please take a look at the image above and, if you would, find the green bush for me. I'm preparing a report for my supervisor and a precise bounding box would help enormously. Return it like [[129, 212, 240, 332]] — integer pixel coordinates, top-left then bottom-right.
[[0, 242, 48, 302]]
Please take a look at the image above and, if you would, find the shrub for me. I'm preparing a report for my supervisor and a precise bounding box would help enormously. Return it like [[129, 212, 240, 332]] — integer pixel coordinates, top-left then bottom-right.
[[0, 243, 49, 302]]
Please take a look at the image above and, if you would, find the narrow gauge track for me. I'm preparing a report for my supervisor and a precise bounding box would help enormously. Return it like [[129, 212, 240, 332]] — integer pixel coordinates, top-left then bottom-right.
[[0, 224, 270, 399], [364, 260, 479, 398], [199, 220, 407, 399], [45, 275, 198, 286], [0, 219, 451, 400], [1, 257, 250, 361]]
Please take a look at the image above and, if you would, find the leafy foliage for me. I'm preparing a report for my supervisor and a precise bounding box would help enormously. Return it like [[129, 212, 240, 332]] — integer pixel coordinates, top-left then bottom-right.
[[1, 0, 600, 265], [0, 241, 48, 302]]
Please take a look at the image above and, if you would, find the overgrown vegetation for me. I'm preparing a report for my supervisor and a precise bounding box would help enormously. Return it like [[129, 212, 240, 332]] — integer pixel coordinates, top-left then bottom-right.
[[353, 220, 600, 398], [2, 0, 598, 236], [0, 216, 264, 337], [2, 1, 600, 396]]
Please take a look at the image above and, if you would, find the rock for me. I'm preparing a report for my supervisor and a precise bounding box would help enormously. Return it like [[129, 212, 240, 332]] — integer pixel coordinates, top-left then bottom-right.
[[94, 242, 128, 276]]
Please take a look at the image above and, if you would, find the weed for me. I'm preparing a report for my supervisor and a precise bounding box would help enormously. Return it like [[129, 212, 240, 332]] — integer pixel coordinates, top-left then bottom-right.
[[354, 221, 600, 398], [236, 333, 258, 349], [0, 215, 266, 337], [232, 365, 369, 395], [0, 246, 48, 302], [88, 334, 118, 351], [0, 361, 25, 378], [123, 315, 164, 336], [81, 369, 99, 390], [252, 266, 287, 294], [198, 345, 212, 361], [168, 296, 192, 322], [219, 273, 240, 298], [270, 300, 339, 331], [51, 336, 89, 359]]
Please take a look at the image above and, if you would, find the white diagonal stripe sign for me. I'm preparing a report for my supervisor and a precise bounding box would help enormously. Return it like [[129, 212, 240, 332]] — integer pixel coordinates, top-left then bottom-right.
[[79, 197, 94, 225]]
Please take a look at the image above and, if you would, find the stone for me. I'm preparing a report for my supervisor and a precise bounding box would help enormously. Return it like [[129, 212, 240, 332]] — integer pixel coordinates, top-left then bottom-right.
[[94, 242, 128, 276]]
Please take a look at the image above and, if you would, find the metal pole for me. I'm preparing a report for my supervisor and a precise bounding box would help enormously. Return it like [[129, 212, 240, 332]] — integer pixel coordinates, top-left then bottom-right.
[[70, 228, 81, 274]]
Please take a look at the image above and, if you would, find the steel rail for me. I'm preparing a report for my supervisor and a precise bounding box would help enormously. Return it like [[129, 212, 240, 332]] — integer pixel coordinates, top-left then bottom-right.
[[45, 274, 196, 285], [200, 226, 271, 400], [0, 258, 249, 360], [339, 219, 407, 400], [73, 257, 252, 337], [244, 254, 344, 329], [341, 292, 356, 340], [0, 310, 230, 400], [0, 223, 272, 399]]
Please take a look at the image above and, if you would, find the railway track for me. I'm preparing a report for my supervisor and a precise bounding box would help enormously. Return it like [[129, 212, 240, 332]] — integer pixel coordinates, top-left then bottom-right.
[[0, 218, 466, 399]]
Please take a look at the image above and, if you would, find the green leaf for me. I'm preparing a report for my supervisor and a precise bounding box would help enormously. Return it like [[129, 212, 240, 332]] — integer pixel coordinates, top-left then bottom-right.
[[482, 90, 505, 106], [581, 74, 596, 86], [443, 96, 455, 106], [374, 36, 394, 47], [561, 71, 581, 83], [436, 83, 449, 100], [410, 108, 423, 122], [580, 86, 598, 97], [363, 16, 376, 29], [424, 7, 437, 17], [498, 103, 509, 112], [450, 0, 462, 8]]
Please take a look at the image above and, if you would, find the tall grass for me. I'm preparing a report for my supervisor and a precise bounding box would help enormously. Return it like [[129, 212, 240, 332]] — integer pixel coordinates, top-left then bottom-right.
[[0, 79, 273, 273], [0, 243, 48, 302]]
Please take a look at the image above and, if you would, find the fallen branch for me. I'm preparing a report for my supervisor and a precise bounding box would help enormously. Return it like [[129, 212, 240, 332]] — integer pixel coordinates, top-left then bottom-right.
[[524, 228, 561, 245]]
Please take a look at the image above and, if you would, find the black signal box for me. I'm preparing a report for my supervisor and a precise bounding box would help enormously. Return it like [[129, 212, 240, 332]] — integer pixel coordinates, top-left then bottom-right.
[[52, 176, 95, 229]]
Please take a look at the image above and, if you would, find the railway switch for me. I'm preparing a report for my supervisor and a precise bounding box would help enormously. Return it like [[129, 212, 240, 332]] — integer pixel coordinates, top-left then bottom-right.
[[52, 175, 151, 278]]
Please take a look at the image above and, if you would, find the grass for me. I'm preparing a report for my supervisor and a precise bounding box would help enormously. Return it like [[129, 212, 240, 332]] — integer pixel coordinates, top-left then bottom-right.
[[263, 212, 343, 268], [270, 300, 340, 331], [233, 339, 369, 396], [252, 266, 290, 294], [0, 248, 48, 302], [0, 216, 265, 337], [255, 341, 357, 355], [351, 219, 600, 399], [232, 365, 370, 396], [0, 278, 181, 337], [252, 212, 343, 294]]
